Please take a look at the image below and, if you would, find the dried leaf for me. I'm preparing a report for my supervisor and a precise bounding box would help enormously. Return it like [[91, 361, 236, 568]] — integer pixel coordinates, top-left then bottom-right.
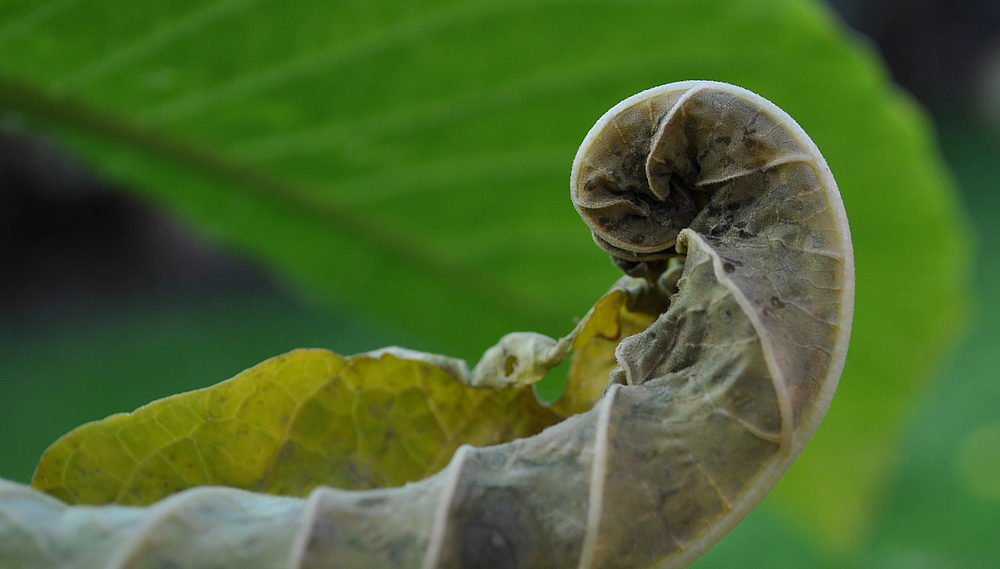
[[10, 81, 853, 569]]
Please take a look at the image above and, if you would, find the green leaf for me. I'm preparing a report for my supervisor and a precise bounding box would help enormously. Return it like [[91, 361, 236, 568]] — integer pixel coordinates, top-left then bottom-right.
[[0, 0, 970, 553]]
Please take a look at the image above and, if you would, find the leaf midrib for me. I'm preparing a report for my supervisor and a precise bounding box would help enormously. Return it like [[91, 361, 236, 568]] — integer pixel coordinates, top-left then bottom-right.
[[0, 74, 567, 333]]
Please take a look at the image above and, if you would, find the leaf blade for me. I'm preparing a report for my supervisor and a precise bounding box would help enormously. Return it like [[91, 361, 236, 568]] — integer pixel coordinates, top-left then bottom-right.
[[31, 349, 560, 505]]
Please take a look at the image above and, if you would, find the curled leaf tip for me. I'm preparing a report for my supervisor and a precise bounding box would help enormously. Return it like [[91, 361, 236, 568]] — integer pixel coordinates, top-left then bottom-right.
[[16, 80, 851, 569]]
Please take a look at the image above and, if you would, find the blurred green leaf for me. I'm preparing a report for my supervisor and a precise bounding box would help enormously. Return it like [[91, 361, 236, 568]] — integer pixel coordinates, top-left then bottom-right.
[[858, 117, 1000, 569], [0, 0, 970, 554]]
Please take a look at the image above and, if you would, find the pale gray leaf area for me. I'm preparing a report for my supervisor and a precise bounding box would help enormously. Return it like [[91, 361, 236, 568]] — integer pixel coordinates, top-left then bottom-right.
[[0, 81, 852, 569]]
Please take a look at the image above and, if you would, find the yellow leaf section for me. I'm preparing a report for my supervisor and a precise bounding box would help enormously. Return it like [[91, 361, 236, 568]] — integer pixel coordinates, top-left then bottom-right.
[[550, 289, 658, 417], [31, 350, 560, 506], [31, 282, 664, 507]]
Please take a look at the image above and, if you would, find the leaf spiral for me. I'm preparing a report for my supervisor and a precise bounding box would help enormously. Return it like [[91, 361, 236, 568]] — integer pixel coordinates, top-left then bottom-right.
[[3, 81, 853, 569]]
